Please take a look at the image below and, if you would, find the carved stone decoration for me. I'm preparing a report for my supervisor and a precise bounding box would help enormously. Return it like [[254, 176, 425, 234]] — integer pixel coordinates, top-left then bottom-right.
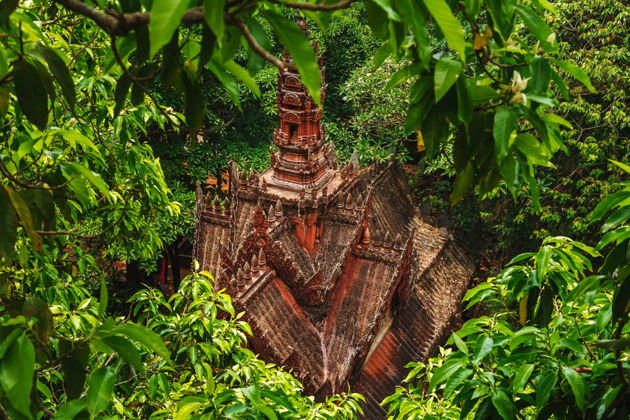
[[193, 25, 475, 416], [253, 206, 268, 233]]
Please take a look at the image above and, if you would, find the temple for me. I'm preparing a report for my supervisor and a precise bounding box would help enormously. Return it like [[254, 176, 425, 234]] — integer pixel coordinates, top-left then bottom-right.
[[193, 32, 474, 418]]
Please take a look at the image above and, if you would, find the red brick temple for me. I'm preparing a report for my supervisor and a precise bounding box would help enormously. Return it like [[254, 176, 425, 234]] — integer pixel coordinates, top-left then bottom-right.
[[194, 38, 474, 418]]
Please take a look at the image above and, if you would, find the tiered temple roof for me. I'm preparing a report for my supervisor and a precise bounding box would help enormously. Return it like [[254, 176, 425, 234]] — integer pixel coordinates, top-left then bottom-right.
[[193, 32, 474, 418]]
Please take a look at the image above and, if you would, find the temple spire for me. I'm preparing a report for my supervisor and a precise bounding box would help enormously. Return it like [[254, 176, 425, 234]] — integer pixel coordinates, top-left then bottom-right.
[[269, 19, 330, 190]]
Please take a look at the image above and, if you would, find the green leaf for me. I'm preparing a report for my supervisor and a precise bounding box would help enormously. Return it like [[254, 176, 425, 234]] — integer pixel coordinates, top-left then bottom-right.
[[0, 333, 35, 416], [63, 162, 109, 195], [456, 77, 472, 126], [421, 108, 448, 158], [561, 366, 585, 411], [175, 402, 204, 420], [491, 388, 515, 420], [523, 165, 541, 212], [515, 6, 556, 52], [98, 279, 108, 318], [472, 335, 493, 363], [443, 368, 472, 398], [486, 0, 516, 42], [568, 275, 603, 301], [428, 359, 463, 392], [3, 184, 42, 251], [112, 322, 171, 362], [101, 335, 144, 371], [512, 364, 534, 393], [0, 186, 17, 259], [543, 113, 573, 129], [35, 44, 75, 109], [535, 370, 557, 409], [385, 62, 422, 91], [204, 0, 225, 42], [55, 129, 101, 155], [514, 133, 551, 166], [405, 77, 433, 132], [371, 0, 400, 21], [255, 404, 278, 420], [54, 399, 87, 420], [396, 0, 431, 69], [590, 191, 630, 222], [422, 0, 467, 62], [134, 26, 150, 64], [434, 58, 463, 102], [263, 11, 321, 106], [452, 332, 468, 354], [149, 0, 189, 58], [87, 366, 115, 417], [602, 205, 630, 232], [224, 59, 261, 97], [207, 59, 240, 107], [493, 107, 518, 161], [23, 297, 53, 343], [160, 31, 182, 88], [182, 70, 203, 131], [114, 72, 132, 116], [550, 58, 597, 93], [610, 159, 630, 174], [14, 59, 49, 129], [464, 0, 480, 18], [450, 161, 474, 205], [365, 1, 389, 40], [529, 56, 551, 94], [558, 338, 584, 354]]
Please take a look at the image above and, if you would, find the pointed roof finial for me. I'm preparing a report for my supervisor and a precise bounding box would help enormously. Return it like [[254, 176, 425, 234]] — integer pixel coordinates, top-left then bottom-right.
[[268, 204, 276, 223], [394, 233, 403, 250], [345, 193, 353, 210], [258, 247, 267, 268], [236, 269, 245, 289], [243, 261, 252, 281], [383, 231, 392, 248], [251, 254, 259, 275], [275, 200, 284, 218], [373, 229, 383, 247], [361, 225, 371, 246]]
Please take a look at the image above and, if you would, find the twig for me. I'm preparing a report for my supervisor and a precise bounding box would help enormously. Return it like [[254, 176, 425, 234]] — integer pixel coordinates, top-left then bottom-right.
[[37, 201, 129, 239], [227, 16, 295, 71], [266, 0, 358, 11]]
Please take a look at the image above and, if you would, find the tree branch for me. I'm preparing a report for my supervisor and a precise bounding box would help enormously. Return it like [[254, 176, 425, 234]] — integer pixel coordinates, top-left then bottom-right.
[[227, 16, 295, 71], [266, 0, 359, 11]]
